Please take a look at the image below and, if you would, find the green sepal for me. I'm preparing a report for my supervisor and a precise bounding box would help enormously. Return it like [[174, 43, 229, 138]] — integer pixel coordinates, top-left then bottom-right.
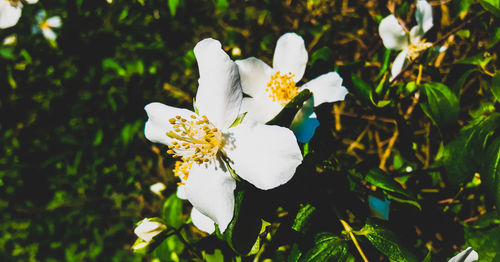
[[267, 89, 312, 127], [229, 112, 247, 128], [298, 232, 349, 262]]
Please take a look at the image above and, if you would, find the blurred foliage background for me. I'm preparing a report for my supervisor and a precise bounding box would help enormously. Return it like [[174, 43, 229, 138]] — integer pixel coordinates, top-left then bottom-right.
[[1, 0, 499, 261]]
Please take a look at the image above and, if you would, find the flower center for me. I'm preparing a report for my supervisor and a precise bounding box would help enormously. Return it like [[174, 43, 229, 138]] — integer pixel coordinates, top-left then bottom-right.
[[165, 114, 223, 165], [266, 71, 299, 105], [407, 40, 432, 60], [173, 161, 192, 185], [40, 20, 51, 30]]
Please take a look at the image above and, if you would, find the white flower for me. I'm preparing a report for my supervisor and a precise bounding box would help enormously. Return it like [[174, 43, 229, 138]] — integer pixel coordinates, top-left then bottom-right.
[[144, 38, 303, 233], [32, 10, 61, 41], [448, 247, 478, 262], [134, 218, 167, 243], [191, 208, 215, 234], [236, 33, 348, 142], [150, 182, 166, 197], [378, 0, 433, 80], [0, 0, 37, 29]]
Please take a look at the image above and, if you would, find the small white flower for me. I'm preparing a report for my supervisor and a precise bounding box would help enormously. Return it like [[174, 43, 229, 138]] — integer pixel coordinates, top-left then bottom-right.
[[236, 33, 348, 142], [144, 38, 303, 233], [378, 0, 433, 80], [0, 0, 37, 29], [448, 247, 478, 262], [150, 182, 166, 197], [134, 218, 167, 243], [33, 10, 61, 41]]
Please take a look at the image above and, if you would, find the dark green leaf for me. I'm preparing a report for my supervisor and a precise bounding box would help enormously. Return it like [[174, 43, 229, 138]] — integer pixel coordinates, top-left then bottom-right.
[[162, 194, 183, 228], [454, 0, 474, 17], [292, 203, 316, 234], [479, 0, 500, 17], [420, 82, 459, 132], [365, 169, 421, 210], [310, 47, 333, 67], [488, 27, 500, 49], [267, 89, 312, 127], [464, 222, 500, 261], [350, 73, 372, 103], [288, 243, 302, 262], [298, 232, 348, 262], [222, 186, 262, 255], [482, 137, 500, 208], [451, 68, 477, 95], [443, 135, 476, 187], [362, 218, 418, 262], [490, 72, 500, 102], [455, 53, 493, 67]]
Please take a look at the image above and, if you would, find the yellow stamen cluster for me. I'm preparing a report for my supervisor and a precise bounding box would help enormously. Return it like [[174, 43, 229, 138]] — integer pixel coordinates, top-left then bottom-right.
[[266, 71, 299, 105], [407, 40, 433, 60], [173, 161, 193, 185], [40, 20, 51, 30], [166, 114, 222, 165]]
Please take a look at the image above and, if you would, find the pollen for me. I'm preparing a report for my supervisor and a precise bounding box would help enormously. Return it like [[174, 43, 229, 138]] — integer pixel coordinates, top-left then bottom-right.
[[165, 114, 223, 165], [173, 161, 193, 184], [407, 40, 433, 60], [266, 71, 299, 105]]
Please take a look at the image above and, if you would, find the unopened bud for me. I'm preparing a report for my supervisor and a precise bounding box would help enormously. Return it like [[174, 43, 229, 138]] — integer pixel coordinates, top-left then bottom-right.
[[150, 182, 166, 197], [134, 218, 167, 242]]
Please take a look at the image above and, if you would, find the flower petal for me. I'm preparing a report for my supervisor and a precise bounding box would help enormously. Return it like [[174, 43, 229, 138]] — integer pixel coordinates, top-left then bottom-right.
[[236, 57, 273, 98], [390, 49, 408, 81], [144, 102, 195, 147], [0, 2, 22, 29], [42, 28, 57, 41], [224, 119, 303, 190], [194, 38, 242, 130], [184, 161, 236, 233], [273, 33, 308, 82], [25, 0, 38, 4], [240, 96, 283, 123], [290, 98, 320, 143], [448, 247, 478, 262], [46, 16, 62, 28], [415, 0, 433, 34], [176, 184, 187, 200], [378, 15, 408, 50], [299, 72, 348, 107], [191, 208, 215, 234], [409, 25, 424, 44]]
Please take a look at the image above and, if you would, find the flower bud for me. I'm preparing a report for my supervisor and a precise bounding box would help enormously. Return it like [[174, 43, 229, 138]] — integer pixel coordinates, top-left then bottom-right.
[[134, 218, 167, 243], [150, 182, 166, 197]]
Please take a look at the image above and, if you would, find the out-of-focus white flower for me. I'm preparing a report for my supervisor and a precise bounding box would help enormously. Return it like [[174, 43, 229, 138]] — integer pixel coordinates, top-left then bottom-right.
[[379, 0, 433, 80], [150, 182, 166, 197], [236, 33, 348, 142], [0, 0, 38, 29], [144, 38, 303, 233], [134, 218, 167, 243], [32, 10, 61, 41], [448, 247, 478, 262], [2, 34, 16, 45]]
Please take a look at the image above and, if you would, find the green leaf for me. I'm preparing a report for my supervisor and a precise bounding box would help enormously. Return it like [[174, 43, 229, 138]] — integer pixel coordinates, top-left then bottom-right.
[[365, 169, 421, 210], [361, 218, 418, 262], [464, 221, 500, 261], [443, 135, 476, 187], [266, 89, 312, 127], [0, 47, 15, 60], [162, 194, 183, 228], [288, 243, 302, 262], [222, 186, 262, 255], [229, 112, 247, 128], [168, 0, 180, 16], [451, 68, 477, 95], [292, 203, 316, 234], [490, 72, 500, 102], [298, 232, 348, 262], [454, 0, 474, 17], [479, 0, 500, 17], [482, 137, 500, 208], [488, 27, 500, 49], [420, 82, 459, 132], [310, 47, 333, 67], [455, 53, 493, 67], [350, 73, 372, 103]]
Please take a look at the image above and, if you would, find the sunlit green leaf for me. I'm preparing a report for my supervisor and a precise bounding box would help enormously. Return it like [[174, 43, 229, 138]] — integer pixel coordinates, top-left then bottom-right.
[[292, 203, 316, 234], [479, 0, 500, 17], [162, 194, 183, 228], [298, 232, 348, 262]]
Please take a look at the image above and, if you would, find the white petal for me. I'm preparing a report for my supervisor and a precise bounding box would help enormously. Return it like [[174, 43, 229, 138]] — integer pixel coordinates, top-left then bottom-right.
[[273, 33, 308, 82], [289, 98, 320, 143], [240, 96, 283, 123], [390, 49, 408, 81], [224, 119, 303, 190], [191, 208, 215, 234], [409, 25, 424, 44], [448, 247, 478, 262], [176, 184, 187, 200], [0, 1, 22, 29], [299, 72, 348, 107], [415, 0, 433, 34], [46, 16, 62, 28], [236, 57, 273, 98], [42, 28, 57, 41], [144, 102, 195, 146], [378, 15, 408, 50], [184, 161, 236, 233], [194, 38, 242, 130], [25, 0, 38, 4]]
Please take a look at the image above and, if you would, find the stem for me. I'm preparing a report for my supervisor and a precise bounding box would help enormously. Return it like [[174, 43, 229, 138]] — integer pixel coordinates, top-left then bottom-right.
[[339, 219, 369, 262]]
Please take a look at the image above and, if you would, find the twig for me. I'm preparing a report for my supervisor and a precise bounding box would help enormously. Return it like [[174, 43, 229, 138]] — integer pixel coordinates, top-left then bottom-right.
[[339, 219, 369, 262]]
